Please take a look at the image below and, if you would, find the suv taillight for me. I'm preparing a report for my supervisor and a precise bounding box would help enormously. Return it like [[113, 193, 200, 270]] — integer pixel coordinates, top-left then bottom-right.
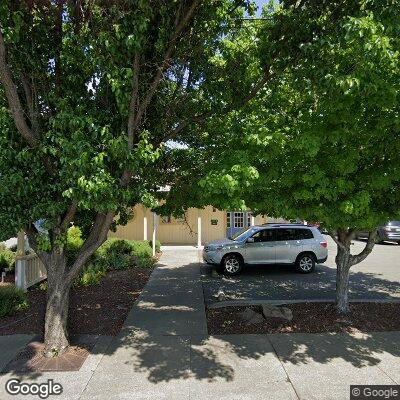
[[320, 241, 327, 248]]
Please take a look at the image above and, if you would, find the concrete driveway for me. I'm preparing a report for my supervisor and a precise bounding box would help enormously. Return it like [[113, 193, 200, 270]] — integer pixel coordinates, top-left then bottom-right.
[[202, 236, 400, 305]]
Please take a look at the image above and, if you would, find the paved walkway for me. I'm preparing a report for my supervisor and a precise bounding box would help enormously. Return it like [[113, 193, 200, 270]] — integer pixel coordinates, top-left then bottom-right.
[[1, 247, 400, 399]]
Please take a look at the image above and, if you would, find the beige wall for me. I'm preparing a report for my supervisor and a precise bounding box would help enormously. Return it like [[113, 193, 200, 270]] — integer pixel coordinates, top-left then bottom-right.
[[109, 205, 146, 242], [110, 205, 269, 245]]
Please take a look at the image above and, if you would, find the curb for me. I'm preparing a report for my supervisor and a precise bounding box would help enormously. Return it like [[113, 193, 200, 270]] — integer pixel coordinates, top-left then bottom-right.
[[207, 298, 400, 309]]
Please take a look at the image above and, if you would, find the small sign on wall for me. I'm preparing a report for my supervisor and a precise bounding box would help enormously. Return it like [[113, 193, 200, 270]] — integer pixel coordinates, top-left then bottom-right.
[[211, 219, 218, 225]]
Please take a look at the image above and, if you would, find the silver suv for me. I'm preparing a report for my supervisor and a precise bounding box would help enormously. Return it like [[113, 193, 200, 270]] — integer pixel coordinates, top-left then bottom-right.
[[203, 224, 328, 275]]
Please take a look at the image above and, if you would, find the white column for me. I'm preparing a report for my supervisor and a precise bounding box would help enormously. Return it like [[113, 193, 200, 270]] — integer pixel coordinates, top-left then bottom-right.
[[17, 230, 25, 256], [229, 212, 234, 237], [197, 211, 202, 247], [143, 213, 148, 241], [251, 214, 255, 226], [15, 231, 27, 290], [152, 213, 157, 256], [15, 259, 27, 291]]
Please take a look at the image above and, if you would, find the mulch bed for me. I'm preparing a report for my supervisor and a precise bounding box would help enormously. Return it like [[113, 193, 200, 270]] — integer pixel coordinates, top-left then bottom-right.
[[207, 302, 400, 335], [0, 267, 153, 337]]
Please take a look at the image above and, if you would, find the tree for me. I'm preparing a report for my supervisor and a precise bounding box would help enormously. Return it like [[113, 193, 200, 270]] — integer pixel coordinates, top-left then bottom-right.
[[162, 0, 400, 313], [0, 0, 269, 356]]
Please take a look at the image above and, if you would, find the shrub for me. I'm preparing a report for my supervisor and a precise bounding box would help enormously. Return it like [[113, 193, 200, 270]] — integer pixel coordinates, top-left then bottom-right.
[[66, 226, 84, 266], [95, 239, 135, 270], [73, 264, 107, 287], [148, 240, 161, 253], [131, 241, 152, 259], [95, 238, 156, 270], [0, 286, 28, 317], [137, 256, 156, 268], [0, 244, 16, 274], [38, 281, 48, 291]]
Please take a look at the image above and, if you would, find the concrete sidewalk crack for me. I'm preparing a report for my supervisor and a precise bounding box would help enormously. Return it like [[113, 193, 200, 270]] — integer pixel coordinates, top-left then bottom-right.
[[376, 364, 399, 384], [267, 336, 301, 400]]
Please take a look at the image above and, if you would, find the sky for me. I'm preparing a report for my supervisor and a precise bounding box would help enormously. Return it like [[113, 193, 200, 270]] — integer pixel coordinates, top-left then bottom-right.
[[254, 0, 269, 15]]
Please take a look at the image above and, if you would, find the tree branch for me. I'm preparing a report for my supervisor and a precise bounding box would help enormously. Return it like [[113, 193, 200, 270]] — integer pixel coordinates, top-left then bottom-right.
[[65, 212, 114, 284], [24, 224, 50, 266], [329, 230, 347, 251], [350, 230, 377, 266], [127, 51, 140, 150], [60, 201, 78, 231], [241, 68, 272, 105], [21, 74, 40, 135], [160, 67, 273, 144], [131, 0, 201, 135], [0, 28, 39, 147]]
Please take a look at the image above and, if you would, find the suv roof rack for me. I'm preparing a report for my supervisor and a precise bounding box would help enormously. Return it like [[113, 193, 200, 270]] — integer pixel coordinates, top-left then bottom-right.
[[260, 223, 311, 227]]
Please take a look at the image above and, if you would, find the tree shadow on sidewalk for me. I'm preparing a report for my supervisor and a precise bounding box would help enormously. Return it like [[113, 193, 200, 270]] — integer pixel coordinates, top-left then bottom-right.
[[2, 260, 400, 388], [202, 263, 400, 304]]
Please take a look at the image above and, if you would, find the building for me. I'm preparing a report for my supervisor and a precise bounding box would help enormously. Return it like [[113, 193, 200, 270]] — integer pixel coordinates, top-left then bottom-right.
[[110, 204, 286, 245]]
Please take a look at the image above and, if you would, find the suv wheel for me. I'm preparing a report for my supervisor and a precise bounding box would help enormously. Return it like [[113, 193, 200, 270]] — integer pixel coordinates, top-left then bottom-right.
[[297, 254, 315, 274], [222, 254, 243, 276]]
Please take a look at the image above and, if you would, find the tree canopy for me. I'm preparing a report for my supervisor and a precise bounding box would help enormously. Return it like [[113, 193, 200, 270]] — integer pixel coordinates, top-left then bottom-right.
[[160, 0, 400, 313], [163, 0, 400, 230], [0, 0, 272, 354]]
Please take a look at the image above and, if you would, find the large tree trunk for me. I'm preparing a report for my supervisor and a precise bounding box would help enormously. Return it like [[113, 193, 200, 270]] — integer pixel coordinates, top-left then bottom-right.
[[43, 250, 71, 357], [332, 228, 377, 315], [26, 212, 114, 357]]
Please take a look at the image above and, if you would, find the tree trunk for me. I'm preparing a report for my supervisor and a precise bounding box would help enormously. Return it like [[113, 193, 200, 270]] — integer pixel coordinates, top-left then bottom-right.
[[43, 251, 71, 357], [335, 243, 351, 314], [34, 212, 114, 357], [333, 228, 377, 314]]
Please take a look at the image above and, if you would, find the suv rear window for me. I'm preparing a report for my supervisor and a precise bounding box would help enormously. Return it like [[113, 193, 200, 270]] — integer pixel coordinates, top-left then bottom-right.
[[297, 229, 314, 239], [276, 228, 296, 241], [276, 228, 314, 241]]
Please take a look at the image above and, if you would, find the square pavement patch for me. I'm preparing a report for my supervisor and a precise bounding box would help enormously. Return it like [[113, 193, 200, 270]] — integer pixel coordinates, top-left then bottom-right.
[[80, 333, 298, 400], [79, 332, 192, 400], [268, 332, 400, 400], [188, 335, 298, 400]]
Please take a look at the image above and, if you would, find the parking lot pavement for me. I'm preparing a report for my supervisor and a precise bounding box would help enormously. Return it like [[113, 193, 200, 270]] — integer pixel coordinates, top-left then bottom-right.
[[201, 236, 400, 305]]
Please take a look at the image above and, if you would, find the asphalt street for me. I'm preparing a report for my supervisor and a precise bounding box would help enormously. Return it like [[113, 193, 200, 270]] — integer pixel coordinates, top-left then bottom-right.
[[201, 236, 400, 305]]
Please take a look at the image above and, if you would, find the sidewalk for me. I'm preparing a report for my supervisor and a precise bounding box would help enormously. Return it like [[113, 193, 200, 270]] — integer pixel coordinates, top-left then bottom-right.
[[1, 247, 399, 399], [79, 248, 400, 400]]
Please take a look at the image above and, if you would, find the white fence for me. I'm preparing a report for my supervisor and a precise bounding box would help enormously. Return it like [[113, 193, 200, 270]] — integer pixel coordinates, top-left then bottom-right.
[[15, 253, 47, 291]]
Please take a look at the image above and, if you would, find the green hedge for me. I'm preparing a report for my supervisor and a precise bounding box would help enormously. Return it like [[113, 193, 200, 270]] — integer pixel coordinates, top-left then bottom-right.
[[0, 286, 28, 317], [148, 240, 161, 253], [0, 244, 15, 274], [73, 264, 107, 287], [95, 238, 157, 270], [66, 226, 84, 266]]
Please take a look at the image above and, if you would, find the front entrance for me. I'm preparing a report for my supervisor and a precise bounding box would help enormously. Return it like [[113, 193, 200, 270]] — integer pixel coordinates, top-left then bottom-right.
[[226, 211, 253, 238]]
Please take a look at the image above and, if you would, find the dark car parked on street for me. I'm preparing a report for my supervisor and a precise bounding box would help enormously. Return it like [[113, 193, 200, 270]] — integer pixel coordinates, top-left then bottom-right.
[[357, 221, 400, 244]]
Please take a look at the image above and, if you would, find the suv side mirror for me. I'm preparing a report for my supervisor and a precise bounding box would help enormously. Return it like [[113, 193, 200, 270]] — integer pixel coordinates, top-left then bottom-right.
[[246, 237, 255, 243]]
